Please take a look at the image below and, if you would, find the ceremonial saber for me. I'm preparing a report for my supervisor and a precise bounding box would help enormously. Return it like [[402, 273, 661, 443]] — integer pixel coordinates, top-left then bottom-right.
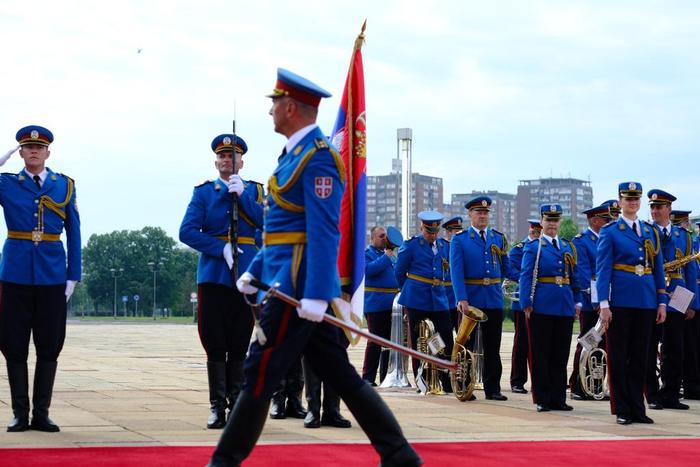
[[250, 279, 457, 371]]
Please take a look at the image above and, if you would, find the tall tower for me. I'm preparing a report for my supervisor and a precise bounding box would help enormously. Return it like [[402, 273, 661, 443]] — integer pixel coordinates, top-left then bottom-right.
[[397, 128, 413, 238]]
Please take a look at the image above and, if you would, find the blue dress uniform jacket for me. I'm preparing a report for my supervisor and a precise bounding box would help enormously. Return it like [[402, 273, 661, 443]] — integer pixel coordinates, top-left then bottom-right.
[[596, 219, 668, 308], [442, 238, 457, 309], [246, 127, 345, 302], [395, 236, 450, 312], [364, 245, 399, 313], [179, 178, 264, 287], [658, 224, 699, 312], [450, 227, 509, 309], [519, 238, 580, 316], [572, 228, 598, 312], [507, 238, 529, 312], [0, 168, 81, 285]]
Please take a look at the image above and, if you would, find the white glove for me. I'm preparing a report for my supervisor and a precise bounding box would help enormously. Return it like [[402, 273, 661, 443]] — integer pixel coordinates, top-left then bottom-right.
[[227, 174, 244, 196], [236, 272, 259, 295], [0, 145, 19, 167], [222, 243, 244, 269], [65, 280, 77, 302], [296, 298, 328, 323]]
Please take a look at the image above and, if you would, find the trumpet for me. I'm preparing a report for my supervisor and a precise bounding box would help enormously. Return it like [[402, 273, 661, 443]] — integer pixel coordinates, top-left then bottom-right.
[[501, 279, 519, 302], [664, 251, 700, 272]]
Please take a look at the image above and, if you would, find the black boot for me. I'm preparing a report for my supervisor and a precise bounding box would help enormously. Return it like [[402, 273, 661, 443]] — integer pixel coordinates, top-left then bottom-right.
[[225, 360, 244, 421], [302, 357, 321, 428], [208, 390, 270, 467], [6, 362, 30, 432], [207, 361, 227, 429], [285, 360, 307, 419], [30, 361, 60, 432], [343, 383, 423, 466], [321, 384, 351, 428]]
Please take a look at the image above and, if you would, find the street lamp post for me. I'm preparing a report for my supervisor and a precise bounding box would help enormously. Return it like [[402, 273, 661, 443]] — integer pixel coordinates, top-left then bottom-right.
[[148, 261, 164, 320], [110, 267, 124, 319]]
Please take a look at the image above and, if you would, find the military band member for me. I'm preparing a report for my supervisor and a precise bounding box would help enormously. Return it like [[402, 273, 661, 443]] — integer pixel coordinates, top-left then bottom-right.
[[569, 203, 612, 400], [450, 196, 509, 401], [605, 199, 621, 221], [442, 216, 463, 333], [645, 191, 697, 411], [685, 219, 700, 400], [0, 126, 81, 432], [508, 219, 541, 394], [209, 69, 421, 467], [670, 210, 691, 228], [362, 226, 400, 386], [179, 133, 263, 428], [597, 182, 667, 425], [519, 204, 580, 412], [395, 211, 454, 390]]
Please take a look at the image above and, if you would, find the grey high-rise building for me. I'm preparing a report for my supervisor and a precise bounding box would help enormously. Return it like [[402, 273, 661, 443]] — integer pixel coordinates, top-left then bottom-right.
[[449, 191, 517, 242], [516, 177, 593, 239], [366, 162, 443, 240]]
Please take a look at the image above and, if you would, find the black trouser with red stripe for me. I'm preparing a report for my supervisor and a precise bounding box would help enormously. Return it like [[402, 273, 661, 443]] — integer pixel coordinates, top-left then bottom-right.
[[197, 283, 254, 362], [607, 307, 656, 418], [361, 310, 391, 385], [510, 310, 529, 389], [527, 313, 574, 407], [211, 297, 420, 466], [569, 310, 606, 396]]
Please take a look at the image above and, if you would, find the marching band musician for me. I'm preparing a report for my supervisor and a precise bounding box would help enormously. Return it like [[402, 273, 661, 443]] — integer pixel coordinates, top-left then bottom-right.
[[519, 204, 580, 412], [645, 191, 697, 411], [179, 133, 263, 429], [395, 211, 454, 391], [684, 218, 700, 400], [596, 182, 667, 425], [209, 68, 421, 466], [442, 216, 463, 333], [605, 199, 621, 221], [361, 226, 400, 386], [450, 196, 510, 401], [569, 203, 612, 401], [507, 219, 541, 395]]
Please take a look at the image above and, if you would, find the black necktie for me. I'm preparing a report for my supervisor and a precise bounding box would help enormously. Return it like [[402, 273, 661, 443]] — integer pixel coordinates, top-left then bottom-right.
[[664, 228, 670, 242], [552, 238, 558, 250], [479, 230, 486, 242], [632, 222, 639, 236], [33, 175, 41, 189]]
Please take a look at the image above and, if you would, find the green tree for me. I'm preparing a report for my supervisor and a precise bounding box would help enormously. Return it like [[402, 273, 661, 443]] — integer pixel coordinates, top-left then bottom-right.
[[82, 227, 197, 316], [559, 217, 579, 241]]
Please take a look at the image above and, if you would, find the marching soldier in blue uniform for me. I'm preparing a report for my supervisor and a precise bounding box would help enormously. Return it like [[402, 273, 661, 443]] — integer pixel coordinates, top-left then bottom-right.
[[442, 216, 462, 333], [450, 196, 510, 400], [395, 211, 454, 390], [596, 182, 668, 425], [361, 225, 401, 386], [645, 190, 697, 411], [684, 218, 700, 400], [0, 126, 81, 432], [209, 69, 421, 467], [569, 203, 612, 400], [519, 204, 580, 412], [179, 133, 263, 428], [508, 219, 541, 394]]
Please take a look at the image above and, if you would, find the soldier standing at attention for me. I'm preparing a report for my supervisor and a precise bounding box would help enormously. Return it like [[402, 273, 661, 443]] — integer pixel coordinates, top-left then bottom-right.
[[0, 126, 81, 432], [441, 216, 463, 333]]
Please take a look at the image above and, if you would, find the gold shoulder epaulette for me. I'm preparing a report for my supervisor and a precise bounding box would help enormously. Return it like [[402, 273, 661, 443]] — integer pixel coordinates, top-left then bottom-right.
[[314, 138, 329, 149]]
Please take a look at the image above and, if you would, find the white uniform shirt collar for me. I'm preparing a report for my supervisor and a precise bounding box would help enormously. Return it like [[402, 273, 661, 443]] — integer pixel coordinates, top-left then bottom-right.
[[621, 215, 640, 235], [24, 168, 48, 185], [542, 233, 560, 246], [470, 225, 488, 237], [656, 221, 671, 236], [285, 124, 318, 155], [586, 227, 600, 239]]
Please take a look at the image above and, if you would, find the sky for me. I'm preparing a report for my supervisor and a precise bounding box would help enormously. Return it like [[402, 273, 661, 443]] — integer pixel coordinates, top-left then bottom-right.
[[1, 0, 699, 245]]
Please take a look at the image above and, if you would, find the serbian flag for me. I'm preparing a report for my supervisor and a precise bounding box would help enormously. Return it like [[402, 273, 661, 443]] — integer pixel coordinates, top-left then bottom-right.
[[330, 21, 367, 344]]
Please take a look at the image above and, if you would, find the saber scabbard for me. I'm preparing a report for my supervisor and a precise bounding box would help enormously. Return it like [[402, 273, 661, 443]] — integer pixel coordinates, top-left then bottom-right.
[[250, 279, 457, 371]]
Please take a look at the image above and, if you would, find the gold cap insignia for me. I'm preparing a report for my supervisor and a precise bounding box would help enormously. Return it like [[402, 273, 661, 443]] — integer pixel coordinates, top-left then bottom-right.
[[481, 200, 488, 207], [652, 193, 658, 200], [223, 136, 232, 145], [629, 182, 637, 190], [30, 130, 38, 139]]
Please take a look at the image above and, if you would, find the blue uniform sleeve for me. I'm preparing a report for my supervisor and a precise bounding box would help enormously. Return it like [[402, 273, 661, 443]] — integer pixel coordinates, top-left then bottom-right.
[[179, 187, 228, 258], [366, 249, 391, 278], [395, 241, 411, 289], [499, 235, 510, 280], [596, 228, 613, 303], [651, 231, 668, 306], [65, 182, 82, 281], [239, 182, 264, 229], [507, 245, 522, 282], [301, 151, 344, 301], [450, 236, 468, 302], [519, 242, 536, 309], [569, 242, 582, 304]]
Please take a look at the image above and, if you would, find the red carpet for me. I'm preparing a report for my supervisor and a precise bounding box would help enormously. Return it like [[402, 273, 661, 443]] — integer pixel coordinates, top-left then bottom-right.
[[2, 439, 698, 466]]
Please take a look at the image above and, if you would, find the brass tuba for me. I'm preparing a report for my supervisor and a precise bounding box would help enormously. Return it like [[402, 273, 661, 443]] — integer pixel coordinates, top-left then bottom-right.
[[450, 306, 488, 401], [416, 319, 446, 395], [578, 318, 608, 400]]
